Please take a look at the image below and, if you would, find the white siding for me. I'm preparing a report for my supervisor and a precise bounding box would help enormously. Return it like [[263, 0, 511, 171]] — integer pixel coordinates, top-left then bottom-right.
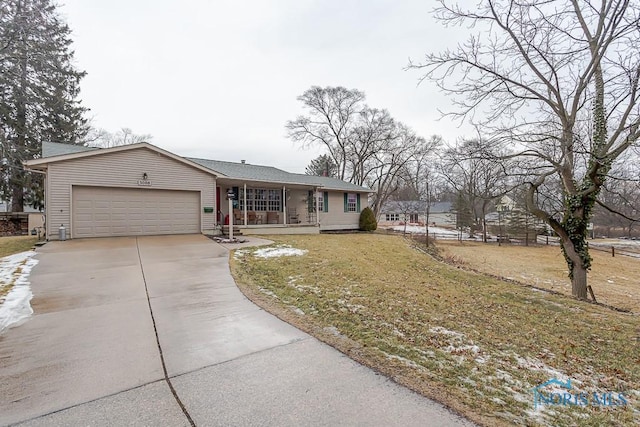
[[46, 147, 216, 239]]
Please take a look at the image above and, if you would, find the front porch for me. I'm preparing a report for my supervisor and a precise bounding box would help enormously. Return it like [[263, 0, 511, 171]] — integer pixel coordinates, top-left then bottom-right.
[[215, 180, 323, 235]]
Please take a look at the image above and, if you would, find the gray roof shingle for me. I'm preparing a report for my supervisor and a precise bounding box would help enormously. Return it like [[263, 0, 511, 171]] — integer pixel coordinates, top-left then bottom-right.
[[42, 141, 98, 158], [187, 157, 370, 192]]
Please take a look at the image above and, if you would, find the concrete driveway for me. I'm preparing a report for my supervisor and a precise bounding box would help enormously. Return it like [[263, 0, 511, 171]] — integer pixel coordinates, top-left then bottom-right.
[[0, 235, 473, 426]]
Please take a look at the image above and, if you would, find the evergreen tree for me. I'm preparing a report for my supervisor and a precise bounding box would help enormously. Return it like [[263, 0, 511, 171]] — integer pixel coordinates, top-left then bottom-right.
[[305, 154, 337, 177], [0, 0, 88, 211], [359, 207, 377, 231]]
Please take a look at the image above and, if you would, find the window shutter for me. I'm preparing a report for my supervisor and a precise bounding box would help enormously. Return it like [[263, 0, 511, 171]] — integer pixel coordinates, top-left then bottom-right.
[[323, 192, 329, 212], [357, 193, 361, 212], [343, 193, 348, 212], [308, 190, 313, 212]]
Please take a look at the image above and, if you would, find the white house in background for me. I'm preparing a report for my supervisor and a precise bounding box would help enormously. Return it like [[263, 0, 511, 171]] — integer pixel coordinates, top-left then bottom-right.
[[378, 200, 455, 228], [24, 142, 371, 240]]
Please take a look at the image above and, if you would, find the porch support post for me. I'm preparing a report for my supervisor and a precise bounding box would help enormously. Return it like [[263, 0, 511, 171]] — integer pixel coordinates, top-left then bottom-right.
[[315, 187, 320, 226], [243, 183, 247, 226], [283, 185, 287, 226]]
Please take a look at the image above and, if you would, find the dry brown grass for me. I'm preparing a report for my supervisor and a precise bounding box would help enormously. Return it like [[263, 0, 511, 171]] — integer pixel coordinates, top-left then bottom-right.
[[0, 236, 37, 259], [231, 234, 640, 427], [437, 241, 640, 313]]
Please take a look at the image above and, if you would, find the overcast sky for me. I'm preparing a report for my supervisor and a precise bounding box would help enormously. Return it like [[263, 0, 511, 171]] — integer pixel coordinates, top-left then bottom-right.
[[60, 0, 469, 173]]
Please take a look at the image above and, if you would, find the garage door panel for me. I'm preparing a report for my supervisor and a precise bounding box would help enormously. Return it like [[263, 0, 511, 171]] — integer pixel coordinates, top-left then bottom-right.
[[72, 187, 200, 238]]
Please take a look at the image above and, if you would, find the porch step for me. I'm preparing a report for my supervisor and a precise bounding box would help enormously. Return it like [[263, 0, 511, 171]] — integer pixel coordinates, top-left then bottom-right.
[[222, 226, 242, 237]]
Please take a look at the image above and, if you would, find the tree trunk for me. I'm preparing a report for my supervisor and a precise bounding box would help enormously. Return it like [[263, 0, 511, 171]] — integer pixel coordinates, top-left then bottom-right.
[[571, 264, 588, 300], [561, 238, 589, 300], [11, 184, 24, 212], [482, 217, 487, 243]]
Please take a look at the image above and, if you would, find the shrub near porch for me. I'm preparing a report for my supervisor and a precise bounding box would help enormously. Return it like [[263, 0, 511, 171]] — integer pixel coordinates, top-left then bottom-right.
[[231, 234, 640, 427]]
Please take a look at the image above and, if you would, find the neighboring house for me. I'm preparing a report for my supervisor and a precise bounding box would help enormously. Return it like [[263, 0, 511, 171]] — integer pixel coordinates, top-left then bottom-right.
[[378, 200, 455, 228], [24, 142, 370, 240], [485, 195, 547, 236]]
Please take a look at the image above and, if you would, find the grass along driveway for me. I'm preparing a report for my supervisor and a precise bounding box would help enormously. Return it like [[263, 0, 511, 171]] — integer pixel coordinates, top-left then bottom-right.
[[0, 236, 38, 299], [0, 236, 37, 259], [231, 234, 639, 427]]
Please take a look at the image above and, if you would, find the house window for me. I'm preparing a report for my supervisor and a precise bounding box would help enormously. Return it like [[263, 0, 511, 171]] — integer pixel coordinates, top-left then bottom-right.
[[309, 190, 329, 213], [409, 213, 419, 223], [346, 193, 357, 212], [267, 189, 281, 211], [386, 213, 399, 221], [240, 188, 281, 211]]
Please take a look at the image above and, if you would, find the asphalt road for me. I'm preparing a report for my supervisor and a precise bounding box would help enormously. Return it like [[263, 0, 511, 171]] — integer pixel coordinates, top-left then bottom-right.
[[0, 235, 474, 426]]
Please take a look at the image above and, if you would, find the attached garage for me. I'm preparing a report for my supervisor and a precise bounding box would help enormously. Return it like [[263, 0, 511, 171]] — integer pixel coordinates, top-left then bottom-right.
[[23, 143, 218, 240], [72, 186, 201, 238]]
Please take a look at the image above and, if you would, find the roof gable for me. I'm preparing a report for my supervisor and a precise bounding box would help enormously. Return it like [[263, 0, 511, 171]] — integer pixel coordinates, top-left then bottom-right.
[[26, 142, 217, 177]]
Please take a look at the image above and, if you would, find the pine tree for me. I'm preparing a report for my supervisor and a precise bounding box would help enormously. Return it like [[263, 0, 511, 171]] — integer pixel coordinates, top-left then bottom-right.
[[0, 0, 88, 211], [305, 154, 338, 177]]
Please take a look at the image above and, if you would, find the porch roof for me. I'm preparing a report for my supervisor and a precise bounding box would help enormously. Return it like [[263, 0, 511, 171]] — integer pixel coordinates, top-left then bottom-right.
[[187, 157, 370, 193]]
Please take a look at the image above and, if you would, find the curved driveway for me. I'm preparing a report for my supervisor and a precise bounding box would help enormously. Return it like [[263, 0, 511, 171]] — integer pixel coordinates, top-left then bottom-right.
[[0, 235, 473, 426]]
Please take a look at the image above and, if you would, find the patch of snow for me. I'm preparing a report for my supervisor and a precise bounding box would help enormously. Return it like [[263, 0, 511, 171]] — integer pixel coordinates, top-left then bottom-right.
[[233, 249, 248, 260], [253, 245, 307, 258], [383, 352, 422, 369], [287, 275, 301, 285], [258, 287, 278, 299], [392, 328, 405, 338], [475, 355, 489, 364], [429, 326, 465, 338], [289, 306, 305, 316], [514, 355, 568, 382], [0, 251, 38, 334], [414, 348, 436, 359], [445, 344, 480, 354]]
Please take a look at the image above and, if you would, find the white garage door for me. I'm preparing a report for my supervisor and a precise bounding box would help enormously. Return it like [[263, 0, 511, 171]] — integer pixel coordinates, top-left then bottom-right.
[[72, 186, 201, 238]]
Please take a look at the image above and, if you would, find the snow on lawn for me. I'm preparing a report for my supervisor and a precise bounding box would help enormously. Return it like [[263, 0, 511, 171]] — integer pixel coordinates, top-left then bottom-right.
[[253, 245, 308, 258], [391, 225, 459, 236], [0, 250, 38, 334]]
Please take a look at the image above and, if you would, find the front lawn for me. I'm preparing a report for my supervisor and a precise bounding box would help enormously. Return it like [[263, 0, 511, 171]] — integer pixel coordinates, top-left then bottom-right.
[[231, 234, 639, 427], [0, 236, 37, 258]]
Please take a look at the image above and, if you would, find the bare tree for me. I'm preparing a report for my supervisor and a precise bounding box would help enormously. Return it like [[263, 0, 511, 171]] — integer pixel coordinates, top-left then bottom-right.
[[439, 139, 510, 242], [87, 128, 152, 148], [286, 86, 365, 181], [287, 86, 440, 217], [409, 1, 640, 300], [593, 152, 640, 236], [364, 124, 434, 217]]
